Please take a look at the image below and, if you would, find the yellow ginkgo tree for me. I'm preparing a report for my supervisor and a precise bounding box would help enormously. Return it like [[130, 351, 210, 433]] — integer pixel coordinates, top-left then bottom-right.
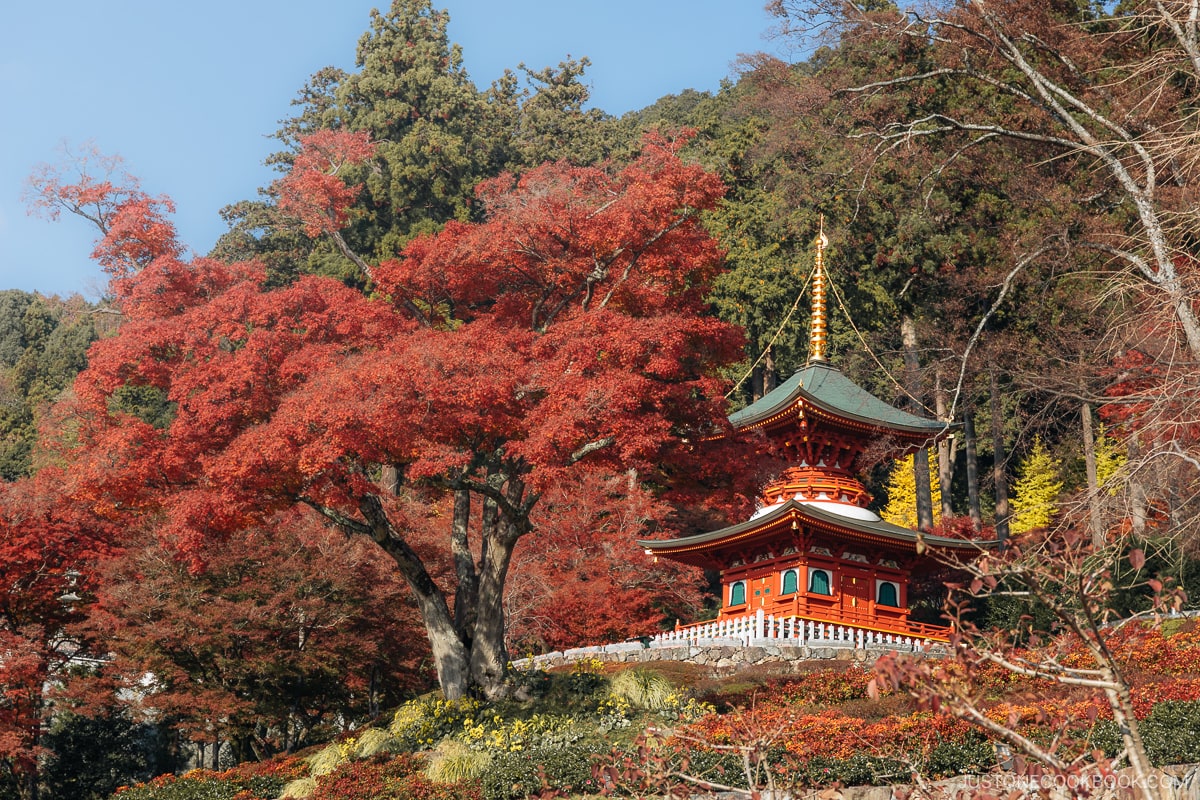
[[881, 452, 941, 530], [1010, 438, 1063, 534]]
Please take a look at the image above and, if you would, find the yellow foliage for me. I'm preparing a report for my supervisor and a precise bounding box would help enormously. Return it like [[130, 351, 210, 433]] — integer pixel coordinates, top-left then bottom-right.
[[1011, 437, 1063, 534], [1095, 423, 1126, 491], [880, 453, 941, 529]]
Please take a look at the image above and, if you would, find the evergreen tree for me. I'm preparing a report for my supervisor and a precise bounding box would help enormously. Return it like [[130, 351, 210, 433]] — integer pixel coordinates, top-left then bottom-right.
[[505, 58, 618, 168], [1010, 438, 1063, 534], [215, 0, 621, 286], [0, 293, 96, 480]]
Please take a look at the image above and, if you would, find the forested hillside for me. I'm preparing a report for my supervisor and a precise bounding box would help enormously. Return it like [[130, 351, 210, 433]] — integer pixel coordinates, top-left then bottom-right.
[[4, 0, 1200, 798]]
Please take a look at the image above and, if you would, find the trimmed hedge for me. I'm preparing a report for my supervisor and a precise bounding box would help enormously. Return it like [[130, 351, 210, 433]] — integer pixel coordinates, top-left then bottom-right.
[[480, 744, 604, 800]]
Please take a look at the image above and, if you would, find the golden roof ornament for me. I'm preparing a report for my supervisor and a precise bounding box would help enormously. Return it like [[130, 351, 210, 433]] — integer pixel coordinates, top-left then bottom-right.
[[809, 215, 829, 364]]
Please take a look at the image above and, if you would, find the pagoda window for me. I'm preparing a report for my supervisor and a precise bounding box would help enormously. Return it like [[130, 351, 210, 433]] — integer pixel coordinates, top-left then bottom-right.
[[781, 569, 799, 595], [877, 581, 900, 607], [728, 581, 747, 607], [808, 568, 832, 596]]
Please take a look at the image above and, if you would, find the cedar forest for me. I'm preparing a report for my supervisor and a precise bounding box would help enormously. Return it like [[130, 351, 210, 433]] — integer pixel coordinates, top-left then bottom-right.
[[5, 1, 1200, 798]]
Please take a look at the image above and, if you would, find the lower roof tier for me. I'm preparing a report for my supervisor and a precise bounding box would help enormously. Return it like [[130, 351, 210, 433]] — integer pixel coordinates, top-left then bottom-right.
[[638, 498, 992, 570]]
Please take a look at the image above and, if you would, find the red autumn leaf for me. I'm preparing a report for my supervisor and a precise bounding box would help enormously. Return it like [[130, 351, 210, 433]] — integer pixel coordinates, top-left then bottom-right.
[[1129, 548, 1146, 570]]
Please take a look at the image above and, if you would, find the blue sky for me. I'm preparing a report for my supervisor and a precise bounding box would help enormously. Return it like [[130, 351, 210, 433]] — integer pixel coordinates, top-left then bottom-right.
[[1, 1, 785, 299]]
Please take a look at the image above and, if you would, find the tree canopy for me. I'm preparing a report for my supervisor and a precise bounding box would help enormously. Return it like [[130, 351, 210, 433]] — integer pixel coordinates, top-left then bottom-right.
[[45, 132, 750, 701]]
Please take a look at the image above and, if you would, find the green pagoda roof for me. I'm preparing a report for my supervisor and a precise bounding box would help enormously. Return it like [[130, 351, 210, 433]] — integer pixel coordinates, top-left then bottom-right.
[[728, 361, 948, 436]]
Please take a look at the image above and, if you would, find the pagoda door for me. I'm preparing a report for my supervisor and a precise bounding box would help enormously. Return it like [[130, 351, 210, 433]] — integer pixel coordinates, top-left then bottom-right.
[[750, 575, 773, 608], [839, 569, 871, 623]]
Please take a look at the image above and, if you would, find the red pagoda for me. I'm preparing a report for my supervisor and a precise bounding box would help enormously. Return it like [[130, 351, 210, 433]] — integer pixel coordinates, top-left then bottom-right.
[[641, 227, 984, 644]]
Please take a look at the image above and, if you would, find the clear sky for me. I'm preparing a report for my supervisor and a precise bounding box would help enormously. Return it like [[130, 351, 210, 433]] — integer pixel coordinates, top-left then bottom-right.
[[1, 1, 785, 299]]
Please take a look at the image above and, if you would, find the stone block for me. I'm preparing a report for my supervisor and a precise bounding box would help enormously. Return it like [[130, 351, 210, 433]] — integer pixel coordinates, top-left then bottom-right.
[[746, 638, 781, 650], [741, 646, 767, 662], [562, 645, 602, 658]]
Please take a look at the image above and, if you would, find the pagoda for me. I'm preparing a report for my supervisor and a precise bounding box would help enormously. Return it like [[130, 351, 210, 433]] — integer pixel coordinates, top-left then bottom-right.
[[640, 226, 984, 642]]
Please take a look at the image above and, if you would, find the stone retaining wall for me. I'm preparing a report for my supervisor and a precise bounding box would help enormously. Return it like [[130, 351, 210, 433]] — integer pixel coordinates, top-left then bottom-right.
[[511, 639, 944, 675]]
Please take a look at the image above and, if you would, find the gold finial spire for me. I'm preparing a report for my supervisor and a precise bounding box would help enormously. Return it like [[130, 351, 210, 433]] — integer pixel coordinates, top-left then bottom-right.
[[809, 215, 829, 363]]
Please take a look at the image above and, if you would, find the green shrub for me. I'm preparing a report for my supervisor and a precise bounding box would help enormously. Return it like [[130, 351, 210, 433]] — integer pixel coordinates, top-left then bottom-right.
[[567, 658, 608, 697], [44, 711, 169, 800], [506, 666, 551, 700], [534, 664, 606, 712], [921, 735, 994, 778], [670, 748, 750, 790], [1141, 700, 1200, 766], [1085, 719, 1122, 759], [480, 744, 604, 800]]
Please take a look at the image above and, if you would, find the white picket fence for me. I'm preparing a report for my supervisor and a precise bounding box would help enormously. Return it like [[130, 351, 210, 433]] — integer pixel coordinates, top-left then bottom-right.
[[651, 608, 940, 652]]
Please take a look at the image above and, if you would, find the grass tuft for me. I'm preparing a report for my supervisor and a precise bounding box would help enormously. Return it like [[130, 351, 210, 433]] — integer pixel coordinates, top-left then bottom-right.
[[608, 667, 675, 710], [280, 776, 317, 798], [353, 727, 399, 758], [426, 739, 494, 783]]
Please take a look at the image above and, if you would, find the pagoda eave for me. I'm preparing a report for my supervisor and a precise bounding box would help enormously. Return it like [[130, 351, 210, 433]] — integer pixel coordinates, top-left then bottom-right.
[[728, 362, 950, 442], [638, 499, 991, 567]]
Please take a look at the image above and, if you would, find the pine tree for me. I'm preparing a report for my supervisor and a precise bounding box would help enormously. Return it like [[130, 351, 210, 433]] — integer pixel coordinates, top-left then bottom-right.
[[1010, 438, 1063, 534], [881, 452, 941, 529]]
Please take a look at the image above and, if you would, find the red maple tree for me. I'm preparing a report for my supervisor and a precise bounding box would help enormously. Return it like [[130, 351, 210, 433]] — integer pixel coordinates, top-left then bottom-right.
[[0, 470, 109, 800], [70, 510, 426, 765], [42, 132, 752, 700]]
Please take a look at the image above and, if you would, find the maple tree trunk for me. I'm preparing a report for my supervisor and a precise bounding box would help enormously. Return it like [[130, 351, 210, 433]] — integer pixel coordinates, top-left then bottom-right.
[[356, 495, 471, 699], [469, 528, 517, 700], [451, 489, 478, 638], [409, 583, 471, 700], [380, 464, 400, 495]]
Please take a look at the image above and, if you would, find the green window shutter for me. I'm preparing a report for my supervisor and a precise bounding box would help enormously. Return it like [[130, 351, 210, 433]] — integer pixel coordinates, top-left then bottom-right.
[[809, 569, 831, 595], [729, 581, 746, 606], [878, 582, 899, 607], [782, 570, 798, 594]]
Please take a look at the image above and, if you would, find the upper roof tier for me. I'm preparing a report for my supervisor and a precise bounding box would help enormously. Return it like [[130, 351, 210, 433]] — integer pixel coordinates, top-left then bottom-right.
[[728, 361, 949, 440]]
